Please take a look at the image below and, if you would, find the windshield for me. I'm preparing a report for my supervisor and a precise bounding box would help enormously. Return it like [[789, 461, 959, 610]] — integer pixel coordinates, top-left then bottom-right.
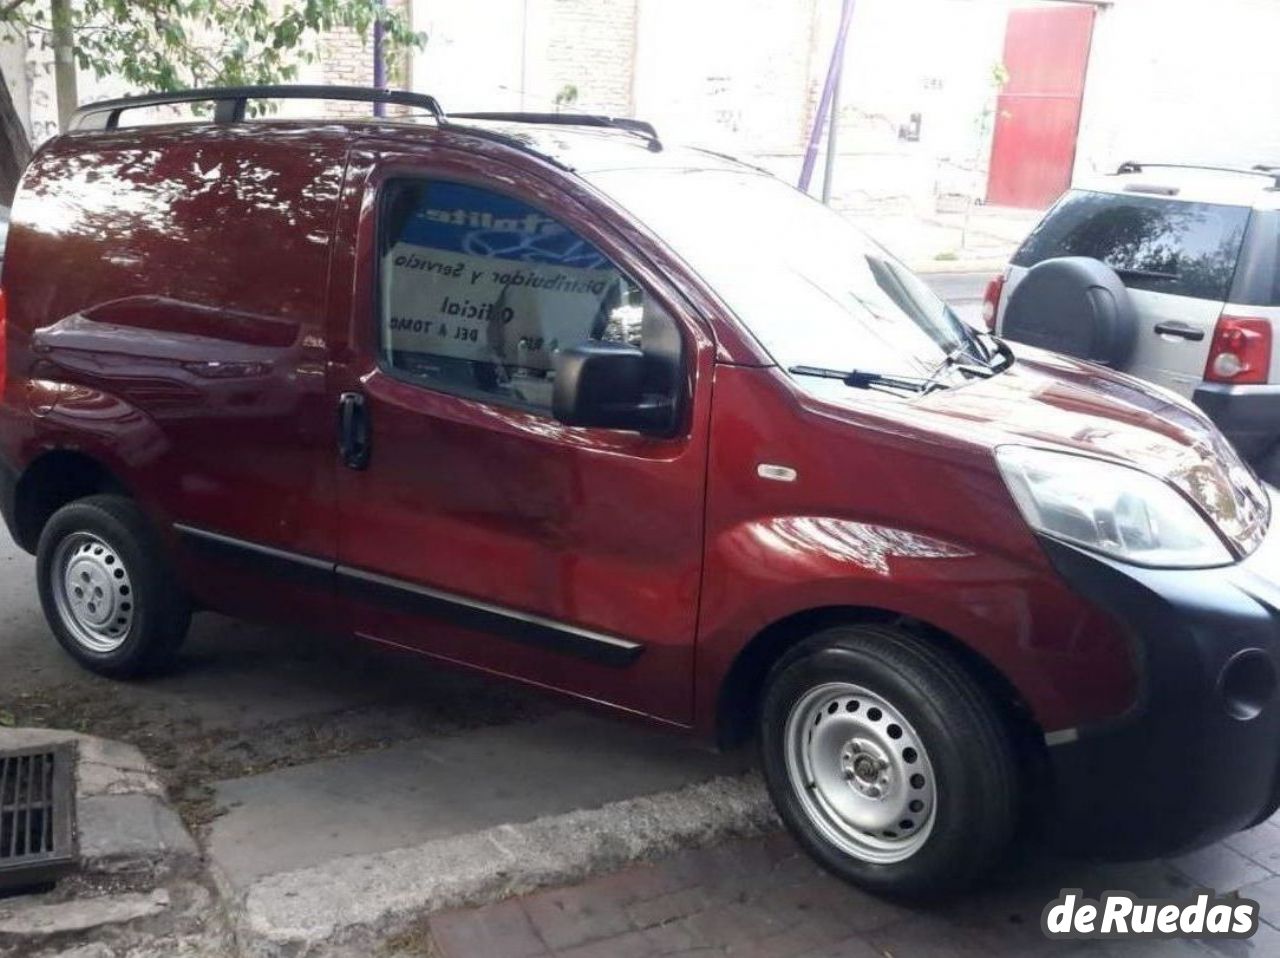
[[587, 167, 984, 380]]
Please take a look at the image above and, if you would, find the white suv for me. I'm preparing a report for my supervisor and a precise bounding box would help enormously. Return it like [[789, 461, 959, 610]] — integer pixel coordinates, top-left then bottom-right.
[[988, 162, 1280, 480]]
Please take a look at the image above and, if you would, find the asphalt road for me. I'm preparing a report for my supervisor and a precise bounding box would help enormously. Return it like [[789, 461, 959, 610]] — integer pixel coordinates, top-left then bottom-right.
[[922, 270, 989, 303], [923, 270, 989, 327]]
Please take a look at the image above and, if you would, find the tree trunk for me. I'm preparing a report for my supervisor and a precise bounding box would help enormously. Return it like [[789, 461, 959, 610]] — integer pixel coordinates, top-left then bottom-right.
[[51, 0, 77, 130], [0, 63, 31, 205]]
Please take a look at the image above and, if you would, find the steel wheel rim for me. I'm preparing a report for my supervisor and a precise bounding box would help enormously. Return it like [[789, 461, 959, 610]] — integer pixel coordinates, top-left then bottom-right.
[[51, 532, 135, 654], [784, 681, 938, 864]]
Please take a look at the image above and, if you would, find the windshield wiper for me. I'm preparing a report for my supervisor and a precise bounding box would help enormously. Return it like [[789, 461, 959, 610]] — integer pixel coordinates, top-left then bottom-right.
[[788, 365, 938, 395], [1112, 266, 1179, 282]]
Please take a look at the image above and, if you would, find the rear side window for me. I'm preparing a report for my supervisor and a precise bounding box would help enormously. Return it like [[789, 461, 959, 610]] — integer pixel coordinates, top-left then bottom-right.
[[378, 179, 669, 413], [1230, 209, 1280, 307], [1013, 190, 1251, 302]]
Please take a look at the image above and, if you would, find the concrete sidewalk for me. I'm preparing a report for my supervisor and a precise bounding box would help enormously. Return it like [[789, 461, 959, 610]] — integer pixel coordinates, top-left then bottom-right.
[[0, 727, 228, 958], [851, 204, 1042, 275], [428, 828, 1280, 958], [207, 712, 751, 890]]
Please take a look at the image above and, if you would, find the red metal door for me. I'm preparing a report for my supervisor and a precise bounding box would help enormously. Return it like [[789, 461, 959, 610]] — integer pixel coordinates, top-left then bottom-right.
[[986, 3, 1095, 209]]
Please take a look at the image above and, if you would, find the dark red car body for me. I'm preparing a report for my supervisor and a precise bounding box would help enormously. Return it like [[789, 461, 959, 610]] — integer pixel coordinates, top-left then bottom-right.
[[2, 115, 1278, 861]]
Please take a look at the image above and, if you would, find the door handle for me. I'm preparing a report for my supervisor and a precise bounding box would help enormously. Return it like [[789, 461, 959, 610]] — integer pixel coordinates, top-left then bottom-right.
[[1153, 321, 1205, 342], [338, 392, 371, 470]]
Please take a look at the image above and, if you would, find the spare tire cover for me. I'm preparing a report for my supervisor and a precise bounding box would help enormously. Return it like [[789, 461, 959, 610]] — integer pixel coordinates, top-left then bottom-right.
[[1002, 256, 1137, 368]]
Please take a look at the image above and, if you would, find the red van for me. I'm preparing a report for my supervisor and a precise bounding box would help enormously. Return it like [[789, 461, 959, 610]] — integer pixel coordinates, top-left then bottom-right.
[[0, 86, 1276, 897]]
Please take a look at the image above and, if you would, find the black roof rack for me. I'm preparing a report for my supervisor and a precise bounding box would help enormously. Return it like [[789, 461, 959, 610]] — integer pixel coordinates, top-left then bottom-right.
[[1117, 160, 1280, 189], [67, 85, 664, 170], [70, 84, 446, 131], [449, 111, 662, 151]]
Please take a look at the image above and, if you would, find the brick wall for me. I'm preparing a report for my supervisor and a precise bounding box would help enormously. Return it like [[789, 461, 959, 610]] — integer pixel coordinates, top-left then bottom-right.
[[318, 0, 410, 116], [539, 0, 637, 115]]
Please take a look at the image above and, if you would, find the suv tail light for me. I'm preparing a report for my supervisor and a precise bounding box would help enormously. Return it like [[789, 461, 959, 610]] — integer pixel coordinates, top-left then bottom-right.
[[0, 287, 7, 400], [1205, 315, 1272, 385], [982, 274, 1006, 331]]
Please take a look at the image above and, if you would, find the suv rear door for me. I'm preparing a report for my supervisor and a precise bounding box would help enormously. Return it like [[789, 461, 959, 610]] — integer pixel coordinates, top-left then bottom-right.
[[324, 143, 714, 725], [1003, 189, 1252, 396]]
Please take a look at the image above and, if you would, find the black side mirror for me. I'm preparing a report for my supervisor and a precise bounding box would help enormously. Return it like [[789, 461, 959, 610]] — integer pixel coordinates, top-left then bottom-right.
[[552, 341, 675, 434]]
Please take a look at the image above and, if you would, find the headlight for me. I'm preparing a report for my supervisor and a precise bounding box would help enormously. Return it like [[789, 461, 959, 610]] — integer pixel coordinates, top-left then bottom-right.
[[996, 446, 1233, 568]]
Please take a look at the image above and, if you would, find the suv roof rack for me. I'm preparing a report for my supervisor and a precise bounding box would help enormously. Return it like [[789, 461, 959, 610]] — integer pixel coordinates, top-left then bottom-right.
[[1117, 160, 1280, 189], [449, 111, 662, 151], [70, 85, 446, 131], [68, 85, 664, 169]]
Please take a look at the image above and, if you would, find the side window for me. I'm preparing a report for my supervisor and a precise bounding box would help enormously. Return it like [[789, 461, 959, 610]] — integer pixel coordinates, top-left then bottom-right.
[[379, 179, 671, 413], [1230, 209, 1280, 307]]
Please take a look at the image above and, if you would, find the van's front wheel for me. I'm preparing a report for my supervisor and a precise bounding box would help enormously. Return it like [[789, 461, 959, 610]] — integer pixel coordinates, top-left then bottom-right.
[[37, 495, 191, 678], [759, 624, 1018, 898]]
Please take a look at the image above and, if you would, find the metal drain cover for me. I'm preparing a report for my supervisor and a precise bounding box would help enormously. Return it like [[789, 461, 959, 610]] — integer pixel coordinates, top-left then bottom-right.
[[0, 743, 77, 890]]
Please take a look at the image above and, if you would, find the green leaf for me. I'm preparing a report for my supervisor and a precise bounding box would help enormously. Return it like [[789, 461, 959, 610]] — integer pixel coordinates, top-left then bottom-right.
[[9, 0, 425, 95], [0, 710, 16, 727]]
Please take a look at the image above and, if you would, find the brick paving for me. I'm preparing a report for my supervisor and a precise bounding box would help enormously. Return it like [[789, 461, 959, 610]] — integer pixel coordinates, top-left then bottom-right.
[[430, 820, 1280, 957]]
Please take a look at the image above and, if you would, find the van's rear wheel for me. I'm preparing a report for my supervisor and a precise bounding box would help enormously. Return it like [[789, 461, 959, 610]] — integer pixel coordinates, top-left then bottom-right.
[[759, 624, 1018, 898], [37, 495, 191, 677]]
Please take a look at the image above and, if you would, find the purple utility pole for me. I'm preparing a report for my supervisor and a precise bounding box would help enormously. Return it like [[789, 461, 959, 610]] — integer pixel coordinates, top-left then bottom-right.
[[799, 0, 856, 196], [373, 0, 387, 117]]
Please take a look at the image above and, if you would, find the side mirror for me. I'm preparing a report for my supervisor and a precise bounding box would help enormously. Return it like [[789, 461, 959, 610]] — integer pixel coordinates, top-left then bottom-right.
[[552, 341, 675, 434]]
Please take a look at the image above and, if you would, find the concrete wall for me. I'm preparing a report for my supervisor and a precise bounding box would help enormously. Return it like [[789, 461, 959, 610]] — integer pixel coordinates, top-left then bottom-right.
[[1074, 0, 1280, 180], [9, 0, 1279, 217], [409, 0, 636, 116], [815, 0, 1012, 212], [633, 0, 820, 155], [0, 25, 30, 142]]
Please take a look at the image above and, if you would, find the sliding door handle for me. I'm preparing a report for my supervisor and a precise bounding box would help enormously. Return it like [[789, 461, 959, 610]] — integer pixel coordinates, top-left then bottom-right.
[[338, 392, 371, 470]]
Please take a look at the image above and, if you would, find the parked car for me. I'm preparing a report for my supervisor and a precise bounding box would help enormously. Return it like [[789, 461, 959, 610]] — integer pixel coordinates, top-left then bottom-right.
[[1, 87, 1277, 897], [987, 162, 1280, 482]]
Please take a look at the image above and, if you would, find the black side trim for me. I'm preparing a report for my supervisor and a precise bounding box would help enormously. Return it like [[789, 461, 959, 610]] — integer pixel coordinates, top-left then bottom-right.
[[336, 565, 643, 668], [175, 524, 332, 586], [174, 524, 644, 667]]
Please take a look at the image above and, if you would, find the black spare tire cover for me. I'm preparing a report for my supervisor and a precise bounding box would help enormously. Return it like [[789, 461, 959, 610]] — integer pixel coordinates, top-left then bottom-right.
[[1002, 257, 1137, 368]]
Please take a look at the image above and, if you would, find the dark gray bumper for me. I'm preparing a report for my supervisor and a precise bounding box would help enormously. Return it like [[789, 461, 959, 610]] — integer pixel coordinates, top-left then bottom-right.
[[1042, 524, 1280, 859], [1193, 382, 1280, 465], [0, 452, 18, 547]]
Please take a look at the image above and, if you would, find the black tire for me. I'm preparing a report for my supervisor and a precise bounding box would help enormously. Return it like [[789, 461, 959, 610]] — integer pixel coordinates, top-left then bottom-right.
[[759, 624, 1018, 898], [1002, 256, 1137, 368], [36, 495, 191, 678]]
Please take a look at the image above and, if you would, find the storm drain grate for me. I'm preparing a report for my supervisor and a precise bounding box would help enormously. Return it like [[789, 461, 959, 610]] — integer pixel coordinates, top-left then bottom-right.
[[0, 743, 77, 890]]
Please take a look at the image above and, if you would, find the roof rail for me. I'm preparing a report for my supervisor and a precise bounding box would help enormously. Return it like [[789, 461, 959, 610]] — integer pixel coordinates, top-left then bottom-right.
[[449, 111, 662, 151], [1117, 160, 1280, 189], [70, 85, 446, 132]]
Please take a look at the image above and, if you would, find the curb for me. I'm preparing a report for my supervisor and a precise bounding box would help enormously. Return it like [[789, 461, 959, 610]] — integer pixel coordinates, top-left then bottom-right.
[[0, 728, 213, 957], [0, 727, 198, 879], [234, 774, 778, 958], [910, 257, 1008, 276]]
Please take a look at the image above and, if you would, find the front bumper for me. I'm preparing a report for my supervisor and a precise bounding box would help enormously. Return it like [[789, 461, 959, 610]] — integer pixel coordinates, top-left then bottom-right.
[[1193, 382, 1280, 467], [1043, 522, 1280, 860]]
